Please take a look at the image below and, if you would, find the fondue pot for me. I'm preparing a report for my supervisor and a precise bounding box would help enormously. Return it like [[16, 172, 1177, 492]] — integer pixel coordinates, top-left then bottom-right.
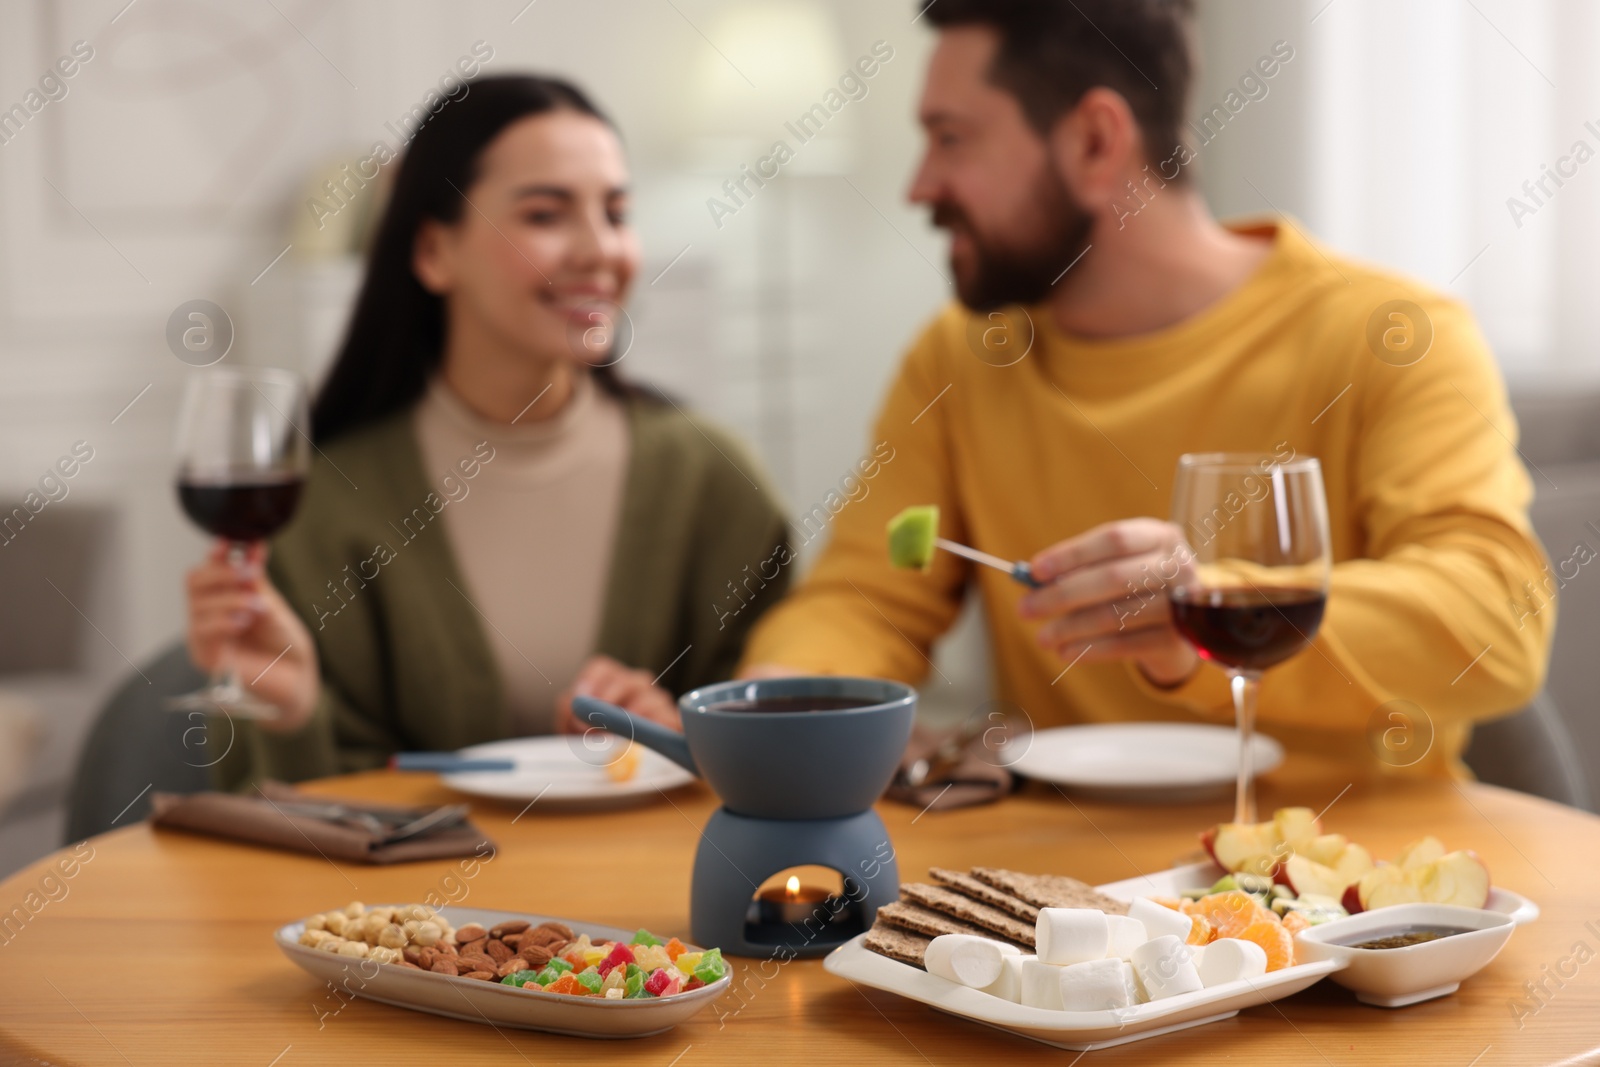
[[574, 676, 915, 958]]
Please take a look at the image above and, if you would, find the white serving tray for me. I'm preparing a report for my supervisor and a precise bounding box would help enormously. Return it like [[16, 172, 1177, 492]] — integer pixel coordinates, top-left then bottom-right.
[[276, 906, 729, 1039], [823, 863, 1538, 1051]]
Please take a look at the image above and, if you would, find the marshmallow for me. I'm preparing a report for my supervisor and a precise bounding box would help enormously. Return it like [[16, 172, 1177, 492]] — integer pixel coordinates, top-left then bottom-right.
[[1105, 914, 1147, 960], [1130, 935, 1203, 1001], [1021, 958, 1066, 1010], [924, 934, 1022, 988], [979, 952, 1031, 1003], [1128, 897, 1195, 943], [1034, 908, 1110, 966], [1057, 957, 1141, 1012], [1195, 937, 1268, 988]]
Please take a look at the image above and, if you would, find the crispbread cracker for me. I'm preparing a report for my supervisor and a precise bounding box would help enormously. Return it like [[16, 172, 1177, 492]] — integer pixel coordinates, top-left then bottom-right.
[[875, 901, 1031, 950], [899, 882, 1036, 946], [969, 867, 1130, 915], [862, 921, 931, 968], [929, 867, 1040, 921]]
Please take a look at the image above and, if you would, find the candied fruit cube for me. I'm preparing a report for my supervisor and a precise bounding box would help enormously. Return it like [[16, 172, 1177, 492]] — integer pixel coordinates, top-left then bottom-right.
[[630, 928, 665, 947], [632, 944, 671, 972], [598, 942, 636, 977], [674, 951, 702, 973], [664, 937, 687, 961], [693, 948, 727, 984], [574, 969, 603, 994], [545, 974, 584, 996], [644, 967, 682, 997]]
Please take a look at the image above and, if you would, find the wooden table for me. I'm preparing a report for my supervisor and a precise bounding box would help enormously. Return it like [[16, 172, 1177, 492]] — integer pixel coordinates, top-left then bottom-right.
[[2, 756, 1597, 1066]]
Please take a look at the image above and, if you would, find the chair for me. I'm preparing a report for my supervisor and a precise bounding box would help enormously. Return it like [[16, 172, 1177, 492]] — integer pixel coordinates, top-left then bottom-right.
[[64, 641, 214, 842], [1463, 690, 1593, 811]]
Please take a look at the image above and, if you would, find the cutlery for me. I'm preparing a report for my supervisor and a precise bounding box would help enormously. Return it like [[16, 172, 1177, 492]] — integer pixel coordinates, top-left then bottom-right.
[[934, 538, 1042, 588], [270, 799, 471, 841], [390, 752, 517, 773], [901, 717, 989, 789], [374, 803, 472, 846]]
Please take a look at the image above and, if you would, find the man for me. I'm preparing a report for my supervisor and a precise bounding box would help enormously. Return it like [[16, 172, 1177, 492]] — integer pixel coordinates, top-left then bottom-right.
[[737, 0, 1553, 777]]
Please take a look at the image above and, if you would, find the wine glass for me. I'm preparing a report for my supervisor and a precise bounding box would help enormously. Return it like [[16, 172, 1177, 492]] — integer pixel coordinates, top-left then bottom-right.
[[1169, 453, 1332, 824], [169, 367, 310, 719]]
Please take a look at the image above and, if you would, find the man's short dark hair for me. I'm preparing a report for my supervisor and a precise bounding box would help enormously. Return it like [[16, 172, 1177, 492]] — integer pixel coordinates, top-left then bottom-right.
[[924, 0, 1195, 177]]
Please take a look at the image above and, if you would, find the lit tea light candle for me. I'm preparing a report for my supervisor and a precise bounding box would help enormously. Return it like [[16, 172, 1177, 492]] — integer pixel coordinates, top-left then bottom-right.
[[757, 875, 833, 924]]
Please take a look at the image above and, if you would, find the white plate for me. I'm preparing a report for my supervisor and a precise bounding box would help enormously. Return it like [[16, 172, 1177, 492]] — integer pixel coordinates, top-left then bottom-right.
[[823, 864, 1539, 1050], [1001, 724, 1285, 802], [275, 906, 729, 1039], [440, 736, 697, 811]]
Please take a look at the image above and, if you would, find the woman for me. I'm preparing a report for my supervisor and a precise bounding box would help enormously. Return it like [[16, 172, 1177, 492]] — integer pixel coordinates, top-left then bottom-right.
[[187, 76, 790, 786]]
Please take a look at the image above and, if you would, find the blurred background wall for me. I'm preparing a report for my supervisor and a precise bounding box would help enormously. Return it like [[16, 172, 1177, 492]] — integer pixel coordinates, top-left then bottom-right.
[[0, 0, 1595, 875]]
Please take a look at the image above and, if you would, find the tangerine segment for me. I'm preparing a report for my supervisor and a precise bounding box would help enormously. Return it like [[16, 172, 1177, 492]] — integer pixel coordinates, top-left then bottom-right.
[[1280, 911, 1313, 937], [1238, 920, 1295, 972], [1182, 891, 1268, 941], [1185, 915, 1214, 946]]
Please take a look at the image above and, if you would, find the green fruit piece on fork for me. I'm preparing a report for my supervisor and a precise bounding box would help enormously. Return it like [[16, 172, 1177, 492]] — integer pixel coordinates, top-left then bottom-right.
[[885, 503, 1043, 588], [886, 505, 940, 571]]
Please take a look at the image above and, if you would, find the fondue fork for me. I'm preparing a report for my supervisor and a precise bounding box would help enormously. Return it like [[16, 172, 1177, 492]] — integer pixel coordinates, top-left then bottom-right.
[[934, 538, 1043, 588]]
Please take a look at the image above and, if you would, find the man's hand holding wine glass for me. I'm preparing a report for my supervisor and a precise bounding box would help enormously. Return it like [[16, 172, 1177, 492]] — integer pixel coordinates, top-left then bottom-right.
[[184, 541, 318, 732], [1018, 517, 1201, 688]]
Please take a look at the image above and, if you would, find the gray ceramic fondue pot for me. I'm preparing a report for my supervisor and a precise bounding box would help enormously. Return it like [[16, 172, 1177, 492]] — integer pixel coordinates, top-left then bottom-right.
[[572, 676, 915, 820]]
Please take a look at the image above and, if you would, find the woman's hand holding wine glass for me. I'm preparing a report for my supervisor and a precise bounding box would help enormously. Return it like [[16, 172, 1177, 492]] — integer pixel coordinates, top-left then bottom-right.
[[171, 366, 313, 722], [184, 541, 318, 732]]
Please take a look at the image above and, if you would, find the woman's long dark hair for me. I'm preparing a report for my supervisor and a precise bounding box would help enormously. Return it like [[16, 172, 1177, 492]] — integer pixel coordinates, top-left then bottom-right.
[[312, 75, 638, 445]]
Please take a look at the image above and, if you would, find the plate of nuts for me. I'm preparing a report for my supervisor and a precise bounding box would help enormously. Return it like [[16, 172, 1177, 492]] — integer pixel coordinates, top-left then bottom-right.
[[275, 901, 732, 1038]]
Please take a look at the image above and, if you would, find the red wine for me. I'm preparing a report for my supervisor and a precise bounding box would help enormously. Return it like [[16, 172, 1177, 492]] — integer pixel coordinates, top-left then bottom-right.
[[177, 473, 304, 541], [1170, 586, 1326, 671]]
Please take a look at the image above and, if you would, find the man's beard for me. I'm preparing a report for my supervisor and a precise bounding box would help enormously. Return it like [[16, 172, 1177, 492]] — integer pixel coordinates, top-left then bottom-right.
[[933, 164, 1092, 312]]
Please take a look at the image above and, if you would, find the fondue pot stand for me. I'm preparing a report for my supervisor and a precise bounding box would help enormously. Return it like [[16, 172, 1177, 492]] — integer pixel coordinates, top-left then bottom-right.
[[575, 676, 916, 958]]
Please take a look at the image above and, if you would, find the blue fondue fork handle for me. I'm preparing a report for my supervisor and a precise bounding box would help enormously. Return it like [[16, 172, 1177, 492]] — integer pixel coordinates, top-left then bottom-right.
[[390, 752, 516, 773]]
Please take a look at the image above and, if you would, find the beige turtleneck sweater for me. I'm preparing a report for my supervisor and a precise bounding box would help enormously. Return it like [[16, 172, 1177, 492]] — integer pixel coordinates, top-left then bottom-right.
[[413, 372, 630, 735]]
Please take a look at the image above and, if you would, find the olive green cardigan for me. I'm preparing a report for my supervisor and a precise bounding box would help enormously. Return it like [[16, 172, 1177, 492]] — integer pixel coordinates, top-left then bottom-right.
[[213, 394, 791, 789]]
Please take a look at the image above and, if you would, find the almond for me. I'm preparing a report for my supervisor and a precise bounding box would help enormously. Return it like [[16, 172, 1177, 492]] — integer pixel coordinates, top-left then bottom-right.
[[463, 970, 495, 981], [402, 946, 425, 966], [484, 940, 514, 963], [455, 923, 488, 944], [417, 947, 440, 970], [430, 959, 460, 977], [462, 937, 488, 957], [533, 922, 575, 942], [398, 960, 424, 970], [519, 944, 554, 968], [496, 957, 530, 978], [490, 920, 531, 938], [459, 953, 497, 975]]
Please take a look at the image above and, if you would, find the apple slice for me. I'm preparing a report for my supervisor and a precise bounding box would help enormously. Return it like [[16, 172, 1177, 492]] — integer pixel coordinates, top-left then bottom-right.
[[1395, 836, 1446, 871], [1330, 842, 1375, 884], [1273, 807, 1321, 852], [1283, 854, 1349, 899], [1356, 864, 1424, 911], [1416, 850, 1491, 908], [1208, 821, 1280, 876], [1283, 845, 1374, 897], [1302, 833, 1350, 866]]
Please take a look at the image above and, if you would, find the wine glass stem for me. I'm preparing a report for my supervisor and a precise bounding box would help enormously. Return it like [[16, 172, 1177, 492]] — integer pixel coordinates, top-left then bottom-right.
[[215, 541, 251, 695], [1230, 670, 1262, 824]]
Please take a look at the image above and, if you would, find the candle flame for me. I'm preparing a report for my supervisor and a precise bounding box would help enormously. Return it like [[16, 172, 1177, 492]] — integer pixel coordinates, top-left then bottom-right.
[[785, 875, 800, 899]]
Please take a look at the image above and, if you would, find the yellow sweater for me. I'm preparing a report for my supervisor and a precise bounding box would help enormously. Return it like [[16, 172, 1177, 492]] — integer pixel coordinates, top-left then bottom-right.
[[742, 219, 1553, 778]]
